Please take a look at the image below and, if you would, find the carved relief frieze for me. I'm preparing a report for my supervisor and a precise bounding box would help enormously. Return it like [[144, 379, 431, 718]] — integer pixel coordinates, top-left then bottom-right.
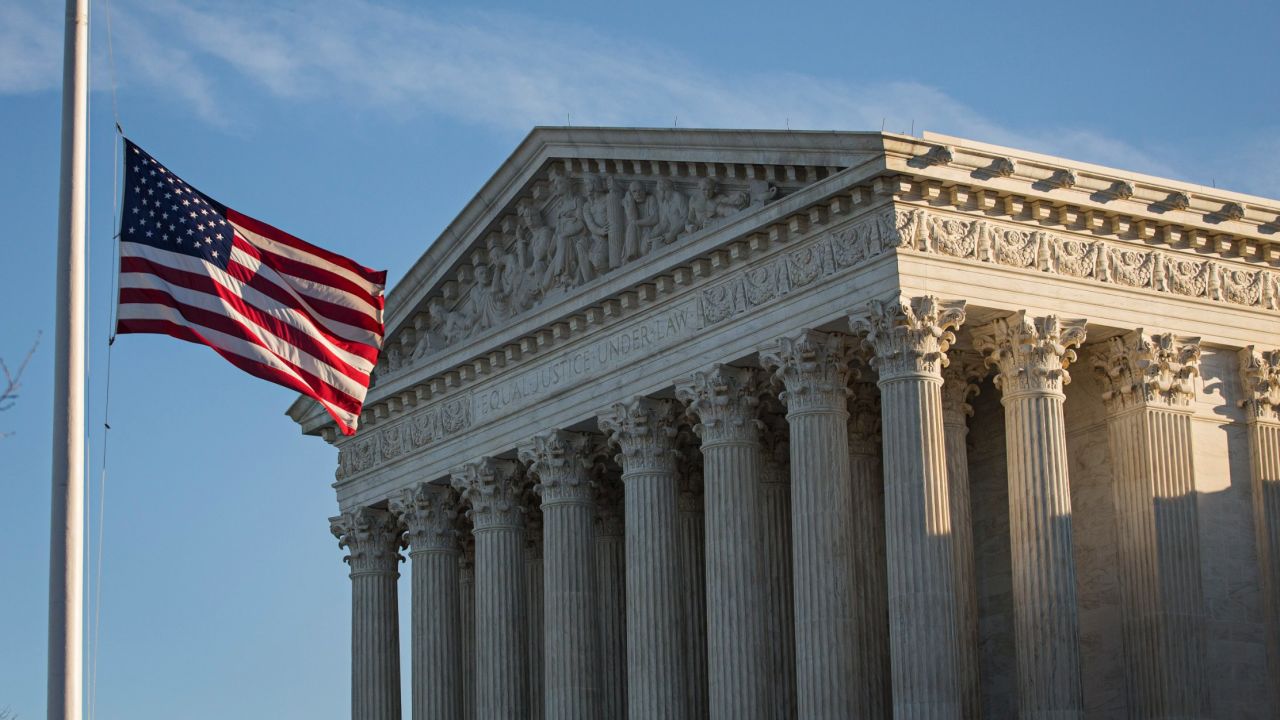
[[374, 160, 832, 381], [335, 392, 473, 480]]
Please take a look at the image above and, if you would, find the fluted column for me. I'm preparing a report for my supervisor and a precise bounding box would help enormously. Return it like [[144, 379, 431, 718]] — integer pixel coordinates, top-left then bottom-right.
[[848, 380, 890, 719], [1241, 346, 1280, 710], [761, 329, 855, 718], [758, 405, 797, 719], [940, 354, 985, 720], [1093, 330, 1208, 718], [331, 506, 405, 720], [392, 484, 463, 720], [519, 430, 601, 720], [973, 311, 1087, 719], [458, 532, 476, 720], [677, 446, 710, 720], [451, 458, 529, 720], [849, 295, 965, 720], [600, 397, 688, 719], [676, 364, 769, 720], [525, 501, 545, 720], [595, 477, 628, 720]]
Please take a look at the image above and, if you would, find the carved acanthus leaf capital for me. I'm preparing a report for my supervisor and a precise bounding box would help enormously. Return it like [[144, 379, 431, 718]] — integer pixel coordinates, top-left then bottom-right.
[[941, 351, 987, 426], [1239, 346, 1280, 423], [972, 311, 1088, 398], [759, 329, 856, 414], [450, 457, 525, 530], [676, 364, 765, 445], [519, 430, 596, 503], [848, 295, 967, 381], [391, 483, 460, 553], [598, 397, 681, 475], [330, 506, 405, 575], [1091, 330, 1201, 413]]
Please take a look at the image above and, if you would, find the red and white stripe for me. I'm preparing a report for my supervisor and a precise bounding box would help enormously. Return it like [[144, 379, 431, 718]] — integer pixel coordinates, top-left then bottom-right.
[[117, 208, 386, 435]]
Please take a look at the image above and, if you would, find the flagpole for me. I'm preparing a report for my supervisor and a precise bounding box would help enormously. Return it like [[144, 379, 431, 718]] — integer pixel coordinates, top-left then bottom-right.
[[49, 0, 89, 718]]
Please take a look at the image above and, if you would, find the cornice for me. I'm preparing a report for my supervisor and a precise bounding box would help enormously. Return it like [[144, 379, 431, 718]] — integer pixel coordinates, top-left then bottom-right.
[[296, 129, 1280, 441]]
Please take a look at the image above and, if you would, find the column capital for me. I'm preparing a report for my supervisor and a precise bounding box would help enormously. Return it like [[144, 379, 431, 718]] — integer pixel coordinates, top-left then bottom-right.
[[451, 457, 526, 530], [759, 328, 856, 414], [847, 380, 882, 457], [973, 311, 1087, 399], [519, 429, 597, 504], [391, 483, 460, 553], [848, 295, 966, 381], [676, 364, 765, 445], [599, 396, 681, 475], [1092, 330, 1201, 414], [1239, 345, 1280, 423], [941, 351, 987, 428], [330, 505, 405, 575]]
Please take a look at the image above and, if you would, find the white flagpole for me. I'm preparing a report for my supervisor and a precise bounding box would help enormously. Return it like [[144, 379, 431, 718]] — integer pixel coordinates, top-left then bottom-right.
[[48, 0, 89, 718]]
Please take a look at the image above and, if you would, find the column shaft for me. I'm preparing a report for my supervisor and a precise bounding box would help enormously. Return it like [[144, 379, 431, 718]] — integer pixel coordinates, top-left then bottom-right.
[[526, 518, 545, 720], [849, 384, 890, 720], [596, 484, 628, 720], [851, 296, 967, 720], [942, 358, 984, 720], [521, 431, 601, 720], [453, 459, 529, 720], [1240, 347, 1280, 710], [601, 398, 687, 718], [678, 473, 710, 720], [760, 460, 796, 720], [459, 551, 475, 720], [331, 507, 404, 720], [678, 365, 768, 720]]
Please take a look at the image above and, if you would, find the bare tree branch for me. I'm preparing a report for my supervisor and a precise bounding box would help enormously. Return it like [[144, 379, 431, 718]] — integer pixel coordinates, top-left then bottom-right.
[[1, 331, 41, 439]]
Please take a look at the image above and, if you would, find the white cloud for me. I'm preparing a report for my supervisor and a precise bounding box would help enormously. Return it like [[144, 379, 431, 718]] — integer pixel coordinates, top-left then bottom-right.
[[0, 3, 61, 93], [4, 0, 1275, 196]]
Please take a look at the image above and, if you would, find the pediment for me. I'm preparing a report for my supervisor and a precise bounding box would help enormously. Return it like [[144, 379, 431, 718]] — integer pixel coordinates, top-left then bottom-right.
[[289, 128, 885, 432]]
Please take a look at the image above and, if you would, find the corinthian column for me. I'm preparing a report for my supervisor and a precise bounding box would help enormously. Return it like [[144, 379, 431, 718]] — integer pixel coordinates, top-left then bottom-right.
[[849, 295, 965, 720], [848, 380, 890, 719], [600, 397, 688, 719], [1239, 346, 1280, 708], [760, 329, 855, 718], [758, 404, 797, 719], [595, 476, 628, 720], [1093, 330, 1208, 718], [392, 484, 462, 720], [677, 444, 710, 720], [940, 354, 985, 720], [519, 430, 601, 720], [331, 506, 405, 720], [525, 499, 545, 720], [676, 365, 769, 720], [451, 458, 529, 720], [459, 531, 476, 720], [972, 311, 1087, 719]]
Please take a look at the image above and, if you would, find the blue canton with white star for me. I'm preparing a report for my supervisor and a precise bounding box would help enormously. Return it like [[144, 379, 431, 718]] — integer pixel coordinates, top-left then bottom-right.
[[121, 139, 234, 270]]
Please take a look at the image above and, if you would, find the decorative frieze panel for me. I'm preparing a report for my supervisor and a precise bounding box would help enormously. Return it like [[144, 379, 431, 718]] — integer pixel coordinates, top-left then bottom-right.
[[336, 393, 473, 480], [910, 210, 1280, 309]]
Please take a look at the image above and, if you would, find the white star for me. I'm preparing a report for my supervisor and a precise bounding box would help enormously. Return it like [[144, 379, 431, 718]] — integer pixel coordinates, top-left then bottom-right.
[[215, 233, 223, 240], [187, 228, 195, 235], [182, 199, 190, 206], [127, 226, 135, 234], [161, 212, 169, 220], [211, 250, 219, 258], [162, 234, 170, 241], [169, 224, 176, 231], [131, 207, 139, 214], [144, 230, 153, 238], [196, 223, 205, 231]]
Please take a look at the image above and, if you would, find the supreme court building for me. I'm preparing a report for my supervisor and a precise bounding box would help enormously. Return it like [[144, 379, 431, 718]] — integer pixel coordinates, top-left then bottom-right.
[[288, 128, 1280, 719]]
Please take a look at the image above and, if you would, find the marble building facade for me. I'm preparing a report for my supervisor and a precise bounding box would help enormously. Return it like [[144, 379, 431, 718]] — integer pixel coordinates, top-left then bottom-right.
[[289, 128, 1280, 719]]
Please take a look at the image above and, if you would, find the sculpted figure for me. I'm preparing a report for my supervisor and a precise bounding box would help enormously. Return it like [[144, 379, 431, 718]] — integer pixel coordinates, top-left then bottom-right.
[[651, 177, 689, 245], [465, 262, 512, 332], [623, 181, 659, 259], [414, 296, 459, 354], [582, 175, 622, 273], [547, 170, 593, 287], [410, 312, 437, 359], [748, 178, 778, 207], [685, 177, 747, 234]]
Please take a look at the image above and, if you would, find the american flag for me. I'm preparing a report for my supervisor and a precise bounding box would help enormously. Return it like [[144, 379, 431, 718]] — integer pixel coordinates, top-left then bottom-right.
[[116, 139, 386, 435]]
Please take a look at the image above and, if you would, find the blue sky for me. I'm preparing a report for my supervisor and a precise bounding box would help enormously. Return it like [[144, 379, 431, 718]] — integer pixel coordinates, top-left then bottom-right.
[[2, 0, 1277, 717]]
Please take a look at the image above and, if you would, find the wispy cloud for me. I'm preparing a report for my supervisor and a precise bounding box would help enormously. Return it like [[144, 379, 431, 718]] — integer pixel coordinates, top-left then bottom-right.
[[0, 3, 61, 93], [6, 0, 1276, 197]]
